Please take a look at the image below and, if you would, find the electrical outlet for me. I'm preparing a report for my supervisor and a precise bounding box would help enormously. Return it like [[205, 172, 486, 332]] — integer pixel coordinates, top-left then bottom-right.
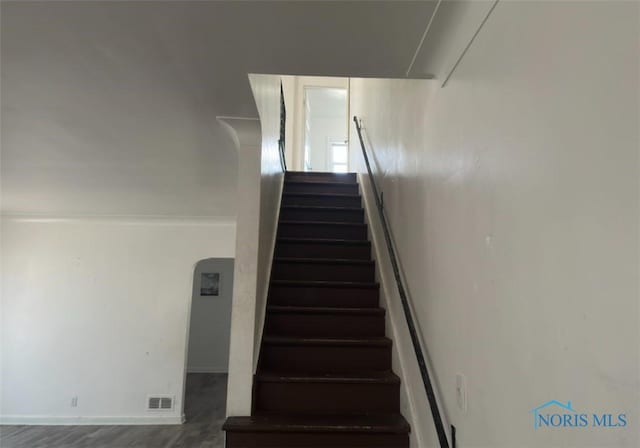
[[71, 396, 78, 408], [456, 373, 467, 414]]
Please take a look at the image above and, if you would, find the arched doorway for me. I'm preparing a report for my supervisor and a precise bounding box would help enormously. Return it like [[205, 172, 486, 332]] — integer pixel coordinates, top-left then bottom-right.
[[183, 257, 234, 428]]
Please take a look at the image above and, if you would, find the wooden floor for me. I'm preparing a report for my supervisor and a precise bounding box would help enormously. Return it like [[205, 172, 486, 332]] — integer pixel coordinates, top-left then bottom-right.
[[0, 373, 227, 448]]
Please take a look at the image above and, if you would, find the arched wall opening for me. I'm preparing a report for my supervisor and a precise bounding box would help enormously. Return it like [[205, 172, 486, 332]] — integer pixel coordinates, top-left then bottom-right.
[[182, 257, 234, 423]]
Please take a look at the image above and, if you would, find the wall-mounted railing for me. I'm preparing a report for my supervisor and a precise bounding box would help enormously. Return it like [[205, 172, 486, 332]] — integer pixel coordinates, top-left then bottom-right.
[[278, 83, 287, 172], [353, 116, 452, 448]]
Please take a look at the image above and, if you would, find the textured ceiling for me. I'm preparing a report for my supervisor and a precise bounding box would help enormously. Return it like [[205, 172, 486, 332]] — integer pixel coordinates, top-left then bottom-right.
[[1, 1, 437, 217]]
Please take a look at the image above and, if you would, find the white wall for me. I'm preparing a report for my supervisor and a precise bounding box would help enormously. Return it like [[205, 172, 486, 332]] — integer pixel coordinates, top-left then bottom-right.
[[357, 173, 441, 448], [0, 216, 235, 424], [186, 258, 234, 373], [350, 1, 639, 447]]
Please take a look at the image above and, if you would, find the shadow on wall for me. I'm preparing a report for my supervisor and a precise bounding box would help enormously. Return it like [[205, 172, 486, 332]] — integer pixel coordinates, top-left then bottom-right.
[[186, 258, 235, 373]]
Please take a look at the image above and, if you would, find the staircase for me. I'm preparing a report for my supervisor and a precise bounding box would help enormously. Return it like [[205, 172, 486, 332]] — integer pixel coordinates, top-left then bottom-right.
[[224, 171, 411, 448]]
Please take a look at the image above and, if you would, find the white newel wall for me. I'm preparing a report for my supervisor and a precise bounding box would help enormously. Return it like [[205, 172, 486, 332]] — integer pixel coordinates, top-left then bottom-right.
[[349, 1, 639, 447], [223, 74, 283, 417], [0, 216, 235, 424], [251, 74, 285, 372]]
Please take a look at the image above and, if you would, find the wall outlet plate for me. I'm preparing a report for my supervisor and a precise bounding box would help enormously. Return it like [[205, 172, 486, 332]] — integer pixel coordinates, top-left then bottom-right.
[[456, 373, 467, 414]]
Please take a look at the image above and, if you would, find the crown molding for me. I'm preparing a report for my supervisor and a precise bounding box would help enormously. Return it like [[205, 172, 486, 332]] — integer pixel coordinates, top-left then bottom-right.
[[0, 214, 236, 225]]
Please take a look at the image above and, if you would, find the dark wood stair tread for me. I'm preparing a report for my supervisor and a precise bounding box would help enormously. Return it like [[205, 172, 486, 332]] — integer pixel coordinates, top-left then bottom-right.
[[256, 371, 400, 384], [274, 257, 374, 265], [281, 205, 363, 211], [263, 336, 392, 347], [283, 180, 360, 193], [283, 178, 360, 188], [286, 171, 357, 177], [287, 171, 357, 175], [284, 192, 361, 198], [224, 414, 410, 434], [285, 180, 358, 186], [284, 176, 357, 185], [277, 238, 370, 246], [267, 306, 384, 316], [271, 280, 379, 289], [280, 220, 366, 227]]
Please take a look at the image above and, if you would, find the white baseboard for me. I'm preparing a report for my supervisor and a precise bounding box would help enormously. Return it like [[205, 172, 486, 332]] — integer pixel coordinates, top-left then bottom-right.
[[0, 414, 185, 426], [186, 366, 228, 373]]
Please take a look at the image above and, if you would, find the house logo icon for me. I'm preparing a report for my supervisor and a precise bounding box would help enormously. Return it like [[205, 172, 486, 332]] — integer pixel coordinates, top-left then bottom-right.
[[530, 400, 628, 429], [530, 400, 577, 429]]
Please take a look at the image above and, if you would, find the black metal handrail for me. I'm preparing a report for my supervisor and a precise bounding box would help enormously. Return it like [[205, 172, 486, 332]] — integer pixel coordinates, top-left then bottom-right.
[[353, 116, 451, 448], [278, 83, 287, 172]]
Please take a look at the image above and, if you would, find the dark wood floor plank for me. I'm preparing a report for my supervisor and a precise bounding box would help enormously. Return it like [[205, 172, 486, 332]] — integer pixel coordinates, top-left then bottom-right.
[[0, 373, 226, 448]]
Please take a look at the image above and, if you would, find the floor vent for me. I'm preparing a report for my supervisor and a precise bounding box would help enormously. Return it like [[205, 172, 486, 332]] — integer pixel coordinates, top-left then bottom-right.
[[147, 396, 174, 411]]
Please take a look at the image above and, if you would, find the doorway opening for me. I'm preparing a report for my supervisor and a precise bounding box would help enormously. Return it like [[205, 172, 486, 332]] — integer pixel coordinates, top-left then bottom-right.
[[183, 257, 234, 424], [303, 86, 349, 172], [280, 76, 350, 172]]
